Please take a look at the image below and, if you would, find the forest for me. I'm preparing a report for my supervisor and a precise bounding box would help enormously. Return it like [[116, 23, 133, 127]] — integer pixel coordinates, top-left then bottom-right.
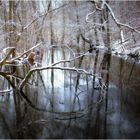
[[0, 0, 140, 139]]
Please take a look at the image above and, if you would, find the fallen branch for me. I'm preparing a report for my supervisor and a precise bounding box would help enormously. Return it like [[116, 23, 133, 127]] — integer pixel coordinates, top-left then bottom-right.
[[19, 50, 96, 90], [11, 42, 42, 62], [19, 66, 99, 90]]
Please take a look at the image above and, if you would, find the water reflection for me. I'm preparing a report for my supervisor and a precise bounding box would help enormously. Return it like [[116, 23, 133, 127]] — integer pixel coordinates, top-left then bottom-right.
[[0, 47, 140, 138]]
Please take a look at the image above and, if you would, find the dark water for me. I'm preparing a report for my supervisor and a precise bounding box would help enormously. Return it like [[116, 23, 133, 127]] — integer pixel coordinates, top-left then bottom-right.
[[0, 48, 140, 139]]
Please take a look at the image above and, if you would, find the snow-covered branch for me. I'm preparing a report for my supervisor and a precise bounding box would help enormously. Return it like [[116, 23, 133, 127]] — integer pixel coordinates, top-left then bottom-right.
[[19, 50, 98, 91], [89, 0, 140, 34], [103, 1, 140, 34], [19, 65, 99, 91], [86, 10, 96, 23], [11, 42, 42, 61]]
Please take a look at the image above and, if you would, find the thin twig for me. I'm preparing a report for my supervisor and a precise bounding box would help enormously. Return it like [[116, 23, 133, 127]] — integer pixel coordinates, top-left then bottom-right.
[[86, 10, 96, 23], [24, 4, 67, 30]]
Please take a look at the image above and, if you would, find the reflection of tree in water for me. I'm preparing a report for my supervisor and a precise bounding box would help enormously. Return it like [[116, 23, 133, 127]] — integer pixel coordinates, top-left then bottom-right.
[[0, 0, 140, 138], [100, 52, 111, 138], [1, 47, 140, 138]]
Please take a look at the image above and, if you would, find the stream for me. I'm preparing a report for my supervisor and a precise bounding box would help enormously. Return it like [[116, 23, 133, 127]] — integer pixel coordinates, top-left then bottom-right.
[[0, 47, 140, 139]]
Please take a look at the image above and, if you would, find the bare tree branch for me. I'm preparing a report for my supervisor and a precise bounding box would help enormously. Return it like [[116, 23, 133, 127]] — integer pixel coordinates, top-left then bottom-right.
[[24, 3, 68, 30], [51, 51, 89, 66], [80, 33, 91, 43], [19, 50, 99, 90], [103, 0, 140, 34], [19, 65, 99, 91], [86, 10, 96, 23], [90, 0, 140, 34], [0, 71, 15, 88], [0, 47, 15, 66]]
